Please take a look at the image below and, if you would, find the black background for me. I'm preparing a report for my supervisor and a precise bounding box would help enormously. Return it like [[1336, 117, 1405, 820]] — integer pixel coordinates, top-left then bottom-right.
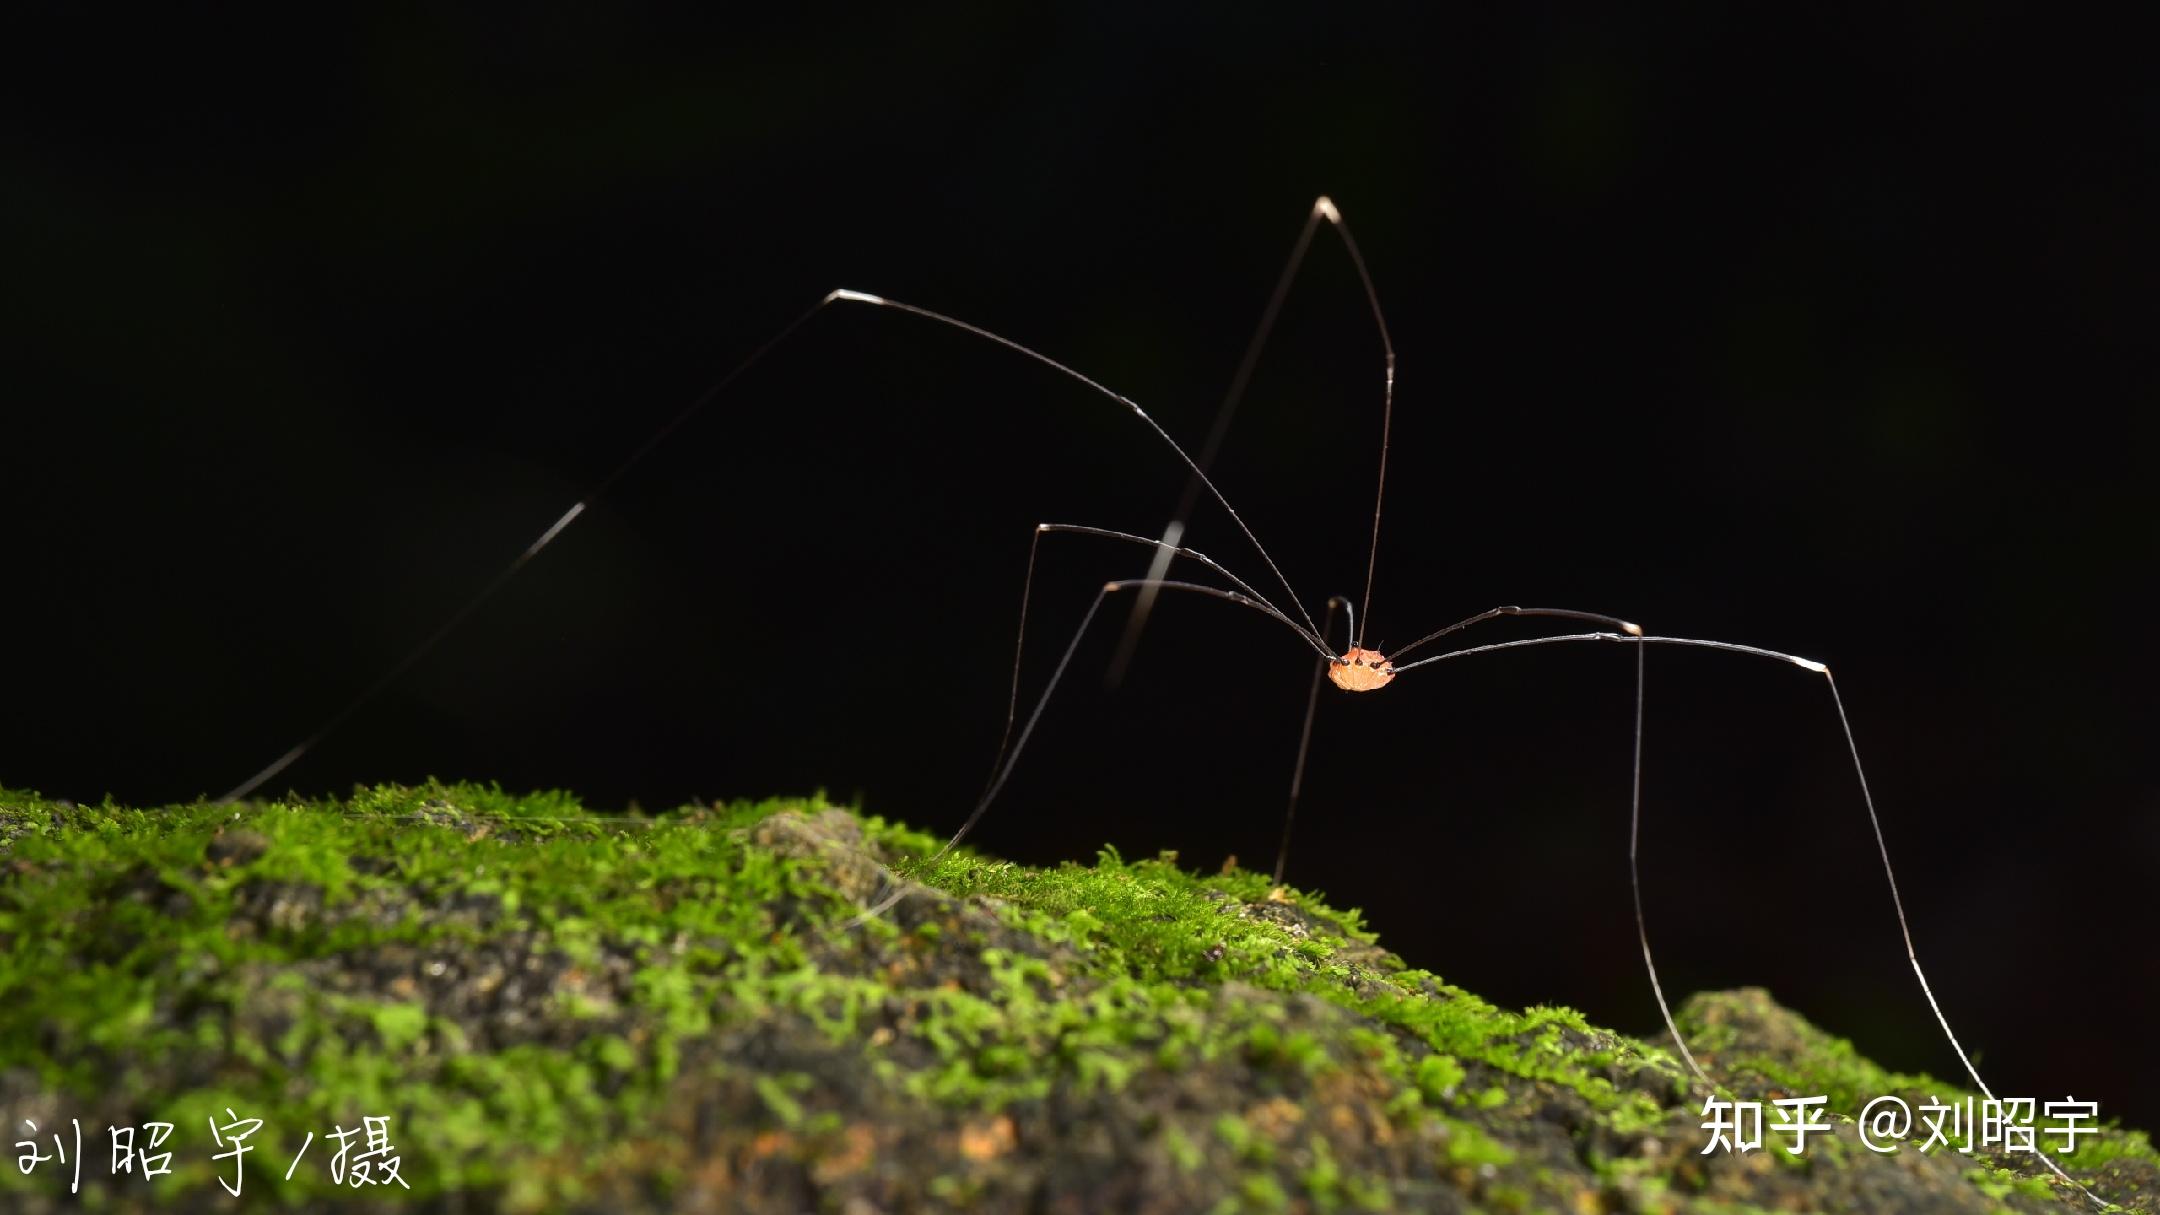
[[9, 8, 2157, 1130]]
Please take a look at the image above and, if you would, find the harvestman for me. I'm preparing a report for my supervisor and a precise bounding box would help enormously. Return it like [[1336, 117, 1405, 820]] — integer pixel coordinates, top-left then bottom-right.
[[222, 196, 2101, 1203]]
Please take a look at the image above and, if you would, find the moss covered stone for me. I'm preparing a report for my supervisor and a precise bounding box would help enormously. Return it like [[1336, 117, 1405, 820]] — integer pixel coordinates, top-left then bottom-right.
[[0, 782, 2150, 1212]]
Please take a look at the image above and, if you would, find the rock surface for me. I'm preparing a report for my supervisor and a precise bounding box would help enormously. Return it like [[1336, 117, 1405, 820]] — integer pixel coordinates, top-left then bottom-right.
[[0, 783, 2149, 1212]]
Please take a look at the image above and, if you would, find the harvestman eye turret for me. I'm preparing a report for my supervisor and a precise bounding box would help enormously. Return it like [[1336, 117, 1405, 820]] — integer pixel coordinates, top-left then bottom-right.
[[221, 196, 2107, 1208], [1326, 648, 1394, 691]]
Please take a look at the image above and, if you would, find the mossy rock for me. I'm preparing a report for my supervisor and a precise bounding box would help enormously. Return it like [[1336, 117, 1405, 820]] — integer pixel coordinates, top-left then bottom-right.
[[0, 782, 2151, 1212]]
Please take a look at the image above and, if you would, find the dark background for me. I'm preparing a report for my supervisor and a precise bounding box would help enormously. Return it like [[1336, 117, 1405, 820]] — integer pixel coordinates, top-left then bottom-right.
[[8, 8, 2156, 1129]]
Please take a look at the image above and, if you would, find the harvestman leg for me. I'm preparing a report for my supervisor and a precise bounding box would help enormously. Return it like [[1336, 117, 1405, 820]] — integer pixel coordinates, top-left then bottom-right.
[[916, 524, 1652, 894], [1389, 631, 2100, 1203], [858, 547, 1652, 914], [844, 571, 1306, 928], [915, 526, 1332, 902], [1102, 196, 1399, 884], [208, 257, 2110, 1206], [219, 280, 1326, 804], [1277, 596, 1344, 887], [1272, 600, 1644, 886], [965, 524, 1332, 821], [855, 236, 2090, 1202], [219, 296, 841, 802], [1108, 195, 1390, 681]]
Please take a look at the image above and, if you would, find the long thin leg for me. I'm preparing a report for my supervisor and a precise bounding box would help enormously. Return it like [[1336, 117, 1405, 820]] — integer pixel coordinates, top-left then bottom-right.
[[1626, 637, 1711, 1087], [852, 573, 1318, 925], [828, 292, 1321, 642], [1390, 631, 1819, 674], [1391, 629, 2100, 1205], [959, 572, 1315, 861], [218, 293, 843, 803], [1274, 598, 1645, 890], [1328, 204, 1397, 651], [1275, 595, 1346, 886], [1377, 615, 1704, 1087], [1108, 195, 1349, 685], [977, 524, 1331, 815], [975, 525, 1049, 808], [1037, 524, 1329, 656], [224, 279, 1313, 803], [1385, 605, 1643, 666]]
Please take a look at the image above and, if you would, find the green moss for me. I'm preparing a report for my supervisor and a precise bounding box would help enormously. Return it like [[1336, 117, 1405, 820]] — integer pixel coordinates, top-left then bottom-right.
[[1968, 1165, 2058, 1202], [1161, 1123, 1204, 1172], [1438, 1115, 1516, 1167], [0, 780, 2149, 1213]]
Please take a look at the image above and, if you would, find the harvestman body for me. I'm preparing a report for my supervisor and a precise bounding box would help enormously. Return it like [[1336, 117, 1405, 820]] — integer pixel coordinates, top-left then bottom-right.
[[223, 197, 2102, 1205]]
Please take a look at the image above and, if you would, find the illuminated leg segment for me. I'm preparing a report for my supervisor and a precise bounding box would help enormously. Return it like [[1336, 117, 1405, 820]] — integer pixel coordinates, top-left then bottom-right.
[[849, 540, 1323, 926], [1275, 596, 1347, 886], [1110, 195, 1371, 682], [1392, 630, 2098, 1204]]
